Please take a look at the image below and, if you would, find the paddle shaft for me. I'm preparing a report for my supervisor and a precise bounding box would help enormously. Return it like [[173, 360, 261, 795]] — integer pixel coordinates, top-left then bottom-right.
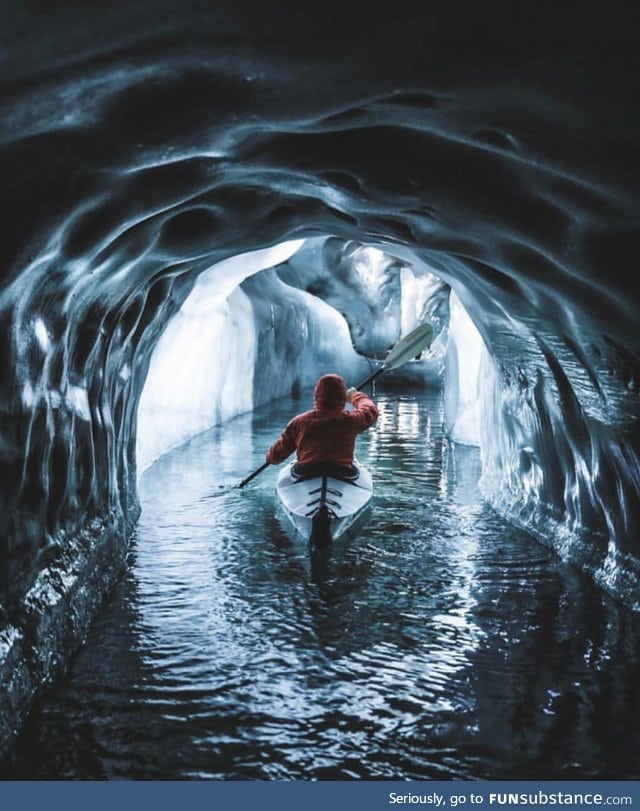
[[238, 460, 270, 489], [355, 365, 386, 391]]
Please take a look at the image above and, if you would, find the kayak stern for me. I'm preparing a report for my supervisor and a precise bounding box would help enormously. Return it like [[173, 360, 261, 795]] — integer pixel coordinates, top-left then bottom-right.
[[276, 461, 373, 547]]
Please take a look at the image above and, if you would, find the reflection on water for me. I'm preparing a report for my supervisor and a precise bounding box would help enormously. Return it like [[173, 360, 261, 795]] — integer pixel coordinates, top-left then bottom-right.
[[2, 389, 639, 779]]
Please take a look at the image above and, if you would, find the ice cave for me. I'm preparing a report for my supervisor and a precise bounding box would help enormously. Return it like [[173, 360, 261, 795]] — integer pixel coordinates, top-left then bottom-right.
[[1, 0, 639, 779]]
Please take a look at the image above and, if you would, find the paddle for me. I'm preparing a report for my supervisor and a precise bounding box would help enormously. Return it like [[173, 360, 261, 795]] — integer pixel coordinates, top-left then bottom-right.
[[353, 322, 434, 390], [237, 321, 434, 488]]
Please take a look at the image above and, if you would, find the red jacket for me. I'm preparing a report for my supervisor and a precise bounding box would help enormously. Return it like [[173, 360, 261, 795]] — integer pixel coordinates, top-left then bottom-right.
[[266, 374, 378, 467]]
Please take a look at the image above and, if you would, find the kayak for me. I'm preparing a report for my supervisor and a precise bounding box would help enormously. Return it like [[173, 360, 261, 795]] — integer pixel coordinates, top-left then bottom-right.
[[276, 460, 373, 547]]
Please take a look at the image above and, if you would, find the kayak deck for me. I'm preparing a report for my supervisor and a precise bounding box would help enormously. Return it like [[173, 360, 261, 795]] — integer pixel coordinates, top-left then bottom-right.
[[276, 460, 373, 546]]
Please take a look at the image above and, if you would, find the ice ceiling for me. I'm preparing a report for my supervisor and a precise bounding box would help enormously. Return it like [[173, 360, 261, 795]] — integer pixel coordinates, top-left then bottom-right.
[[1, 0, 640, 624]]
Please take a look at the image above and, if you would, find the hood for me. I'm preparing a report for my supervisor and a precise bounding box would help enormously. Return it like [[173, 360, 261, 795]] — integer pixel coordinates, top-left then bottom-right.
[[313, 374, 347, 412]]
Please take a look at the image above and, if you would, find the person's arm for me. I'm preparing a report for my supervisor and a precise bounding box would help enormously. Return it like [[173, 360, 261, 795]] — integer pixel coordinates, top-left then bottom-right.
[[266, 419, 299, 464], [346, 388, 378, 432]]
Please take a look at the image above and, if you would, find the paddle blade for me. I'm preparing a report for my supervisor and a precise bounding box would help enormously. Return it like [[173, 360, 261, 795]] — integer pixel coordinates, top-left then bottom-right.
[[383, 323, 434, 370]]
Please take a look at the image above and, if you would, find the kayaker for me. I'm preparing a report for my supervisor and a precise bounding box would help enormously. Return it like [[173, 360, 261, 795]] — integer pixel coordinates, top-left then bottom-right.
[[265, 373, 378, 477]]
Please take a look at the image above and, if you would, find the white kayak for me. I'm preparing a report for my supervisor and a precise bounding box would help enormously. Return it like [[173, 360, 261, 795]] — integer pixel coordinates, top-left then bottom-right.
[[276, 460, 373, 547]]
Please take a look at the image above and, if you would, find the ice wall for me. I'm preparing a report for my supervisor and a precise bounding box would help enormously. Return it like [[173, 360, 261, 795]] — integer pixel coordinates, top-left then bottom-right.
[[137, 241, 303, 470], [476, 330, 640, 609], [243, 269, 369, 409], [136, 286, 255, 471], [444, 290, 487, 446], [437, 271, 640, 608], [278, 237, 448, 386]]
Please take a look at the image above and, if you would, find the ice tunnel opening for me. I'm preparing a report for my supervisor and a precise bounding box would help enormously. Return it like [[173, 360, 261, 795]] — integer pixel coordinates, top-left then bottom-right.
[[135, 235, 474, 474]]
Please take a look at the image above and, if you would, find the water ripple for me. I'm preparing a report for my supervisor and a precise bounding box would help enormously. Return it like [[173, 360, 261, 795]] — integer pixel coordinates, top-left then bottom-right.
[[2, 390, 640, 779]]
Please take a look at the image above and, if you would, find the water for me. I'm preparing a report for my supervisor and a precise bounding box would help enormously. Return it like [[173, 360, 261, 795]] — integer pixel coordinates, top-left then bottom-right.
[[2, 389, 640, 780]]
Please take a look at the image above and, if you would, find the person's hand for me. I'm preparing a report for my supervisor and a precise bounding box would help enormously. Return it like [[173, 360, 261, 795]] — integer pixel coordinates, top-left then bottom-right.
[[346, 387, 357, 403]]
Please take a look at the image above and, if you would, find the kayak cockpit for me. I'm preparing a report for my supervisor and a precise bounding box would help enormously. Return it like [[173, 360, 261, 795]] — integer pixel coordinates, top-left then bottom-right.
[[291, 462, 359, 482], [276, 459, 373, 548]]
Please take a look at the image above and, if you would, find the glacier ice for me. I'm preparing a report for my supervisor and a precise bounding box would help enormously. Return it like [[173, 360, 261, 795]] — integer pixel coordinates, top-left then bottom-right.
[[2, 0, 640, 755], [444, 290, 487, 446], [278, 237, 447, 387], [136, 285, 257, 471], [137, 240, 304, 470]]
